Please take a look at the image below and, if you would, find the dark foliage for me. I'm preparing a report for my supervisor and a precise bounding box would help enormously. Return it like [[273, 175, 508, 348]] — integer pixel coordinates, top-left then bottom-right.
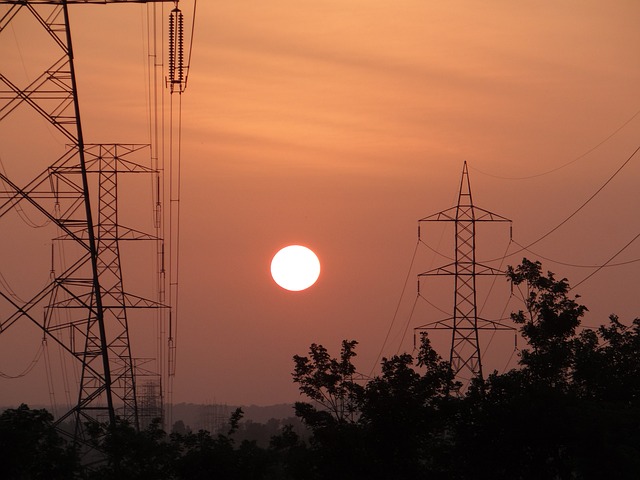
[[0, 404, 78, 479], [3, 259, 640, 479], [86, 418, 177, 480], [289, 259, 640, 479]]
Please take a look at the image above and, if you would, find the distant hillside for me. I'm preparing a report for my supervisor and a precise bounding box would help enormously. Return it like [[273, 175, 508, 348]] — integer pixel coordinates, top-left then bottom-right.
[[168, 402, 297, 432], [2, 402, 298, 434]]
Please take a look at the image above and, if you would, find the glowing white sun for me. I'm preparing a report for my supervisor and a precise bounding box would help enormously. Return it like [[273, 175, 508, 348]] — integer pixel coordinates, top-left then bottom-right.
[[270, 245, 321, 291]]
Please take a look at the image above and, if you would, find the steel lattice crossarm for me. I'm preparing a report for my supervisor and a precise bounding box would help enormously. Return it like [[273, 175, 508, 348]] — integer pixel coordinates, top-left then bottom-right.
[[419, 205, 512, 223], [418, 317, 514, 331], [419, 262, 507, 278]]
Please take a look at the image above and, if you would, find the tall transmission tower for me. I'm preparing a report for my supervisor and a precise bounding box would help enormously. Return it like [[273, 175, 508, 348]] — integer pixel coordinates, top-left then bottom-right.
[[415, 162, 513, 384], [0, 0, 186, 446]]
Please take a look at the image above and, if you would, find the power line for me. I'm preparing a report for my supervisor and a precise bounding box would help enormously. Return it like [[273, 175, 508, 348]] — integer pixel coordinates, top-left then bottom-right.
[[419, 238, 454, 261], [369, 240, 419, 377], [572, 231, 640, 291], [423, 145, 640, 272], [512, 239, 640, 269], [183, 0, 197, 90], [396, 295, 419, 355], [493, 144, 640, 260], [418, 292, 450, 316], [471, 107, 640, 180], [0, 342, 43, 379]]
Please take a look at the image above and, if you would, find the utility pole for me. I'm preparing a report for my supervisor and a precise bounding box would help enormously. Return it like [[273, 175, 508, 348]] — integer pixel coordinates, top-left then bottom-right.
[[416, 162, 512, 384]]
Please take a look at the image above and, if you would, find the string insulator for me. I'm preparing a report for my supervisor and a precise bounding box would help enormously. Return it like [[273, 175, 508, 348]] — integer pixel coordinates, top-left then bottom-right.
[[177, 9, 184, 84], [168, 11, 175, 84], [168, 7, 184, 93]]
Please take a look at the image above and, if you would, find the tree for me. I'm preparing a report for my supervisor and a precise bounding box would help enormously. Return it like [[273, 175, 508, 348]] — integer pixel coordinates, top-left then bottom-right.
[[292, 340, 363, 426], [0, 404, 78, 479], [171, 419, 191, 436], [452, 259, 640, 479], [574, 315, 640, 403], [507, 258, 587, 387], [4, 259, 640, 479], [88, 417, 177, 480], [359, 334, 457, 479], [291, 335, 457, 479], [268, 424, 311, 480], [171, 407, 282, 480], [291, 340, 367, 479]]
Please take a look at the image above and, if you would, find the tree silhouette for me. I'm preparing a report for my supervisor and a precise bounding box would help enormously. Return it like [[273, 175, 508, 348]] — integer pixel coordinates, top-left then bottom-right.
[[292, 340, 363, 425], [507, 258, 587, 386], [291, 334, 457, 479], [3, 259, 640, 479], [290, 259, 640, 479], [452, 258, 640, 479], [0, 404, 78, 479]]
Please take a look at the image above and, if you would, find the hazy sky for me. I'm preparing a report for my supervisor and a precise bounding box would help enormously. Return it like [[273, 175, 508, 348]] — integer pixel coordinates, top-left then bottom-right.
[[1, 1, 639, 408]]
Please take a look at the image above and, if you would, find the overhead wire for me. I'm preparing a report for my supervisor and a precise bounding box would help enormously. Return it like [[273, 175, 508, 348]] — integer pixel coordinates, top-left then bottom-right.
[[165, 0, 198, 424], [0, 342, 43, 379], [141, 0, 196, 426], [0, 154, 50, 229], [183, 0, 197, 90], [477, 238, 515, 371], [0, 269, 27, 303], [148, 2, 168, 423], [392, 176, 517, 376], [489, 231, 640, 370], [400, 127, 640, 379], [483, 143, 640, 263], [395, 294, 419, 356], [512, 239, 640, 269], [143, 1, 181, 426], [419, 237, 454, 261], [496, 283, 526, 374], [470, 106, 640, 180], [52, 201, 75, 411], [419, 143, 640, 302], [478, 237, 513, 316], [571, 231, 640, 291], [140, 4, 166, 430], [473, 145, 640, 365], [371, 185, 461, 375], [523, 143, 639, 251], [417, 292, 451, 316], [168, 89, 183, 379], [368, 240, 419, 377], [42, 336, 58, 418], [502, 342, 519, 372]]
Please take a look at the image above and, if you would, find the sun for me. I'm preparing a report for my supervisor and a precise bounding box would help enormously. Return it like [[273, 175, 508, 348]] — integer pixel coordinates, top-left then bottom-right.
[[270, 245, 321, 291]]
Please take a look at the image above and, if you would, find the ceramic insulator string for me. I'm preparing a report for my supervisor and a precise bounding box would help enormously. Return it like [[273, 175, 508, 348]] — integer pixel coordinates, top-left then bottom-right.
[[168, 7, 184, 93]]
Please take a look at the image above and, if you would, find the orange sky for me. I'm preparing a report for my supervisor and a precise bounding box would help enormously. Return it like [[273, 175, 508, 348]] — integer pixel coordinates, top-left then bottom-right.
[[1, 1, 639, 407]]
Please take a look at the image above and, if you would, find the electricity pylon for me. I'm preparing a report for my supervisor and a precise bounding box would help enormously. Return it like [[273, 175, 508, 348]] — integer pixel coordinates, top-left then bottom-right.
[[0, 0, 177, 445], [45, 144, 165, 434], [416, 162, 513, 384]]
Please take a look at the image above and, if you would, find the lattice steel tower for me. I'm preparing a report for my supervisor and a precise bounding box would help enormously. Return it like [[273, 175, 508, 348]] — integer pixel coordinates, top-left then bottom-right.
[[0, 0, 185, 445], [416, 162, 512, 383]]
